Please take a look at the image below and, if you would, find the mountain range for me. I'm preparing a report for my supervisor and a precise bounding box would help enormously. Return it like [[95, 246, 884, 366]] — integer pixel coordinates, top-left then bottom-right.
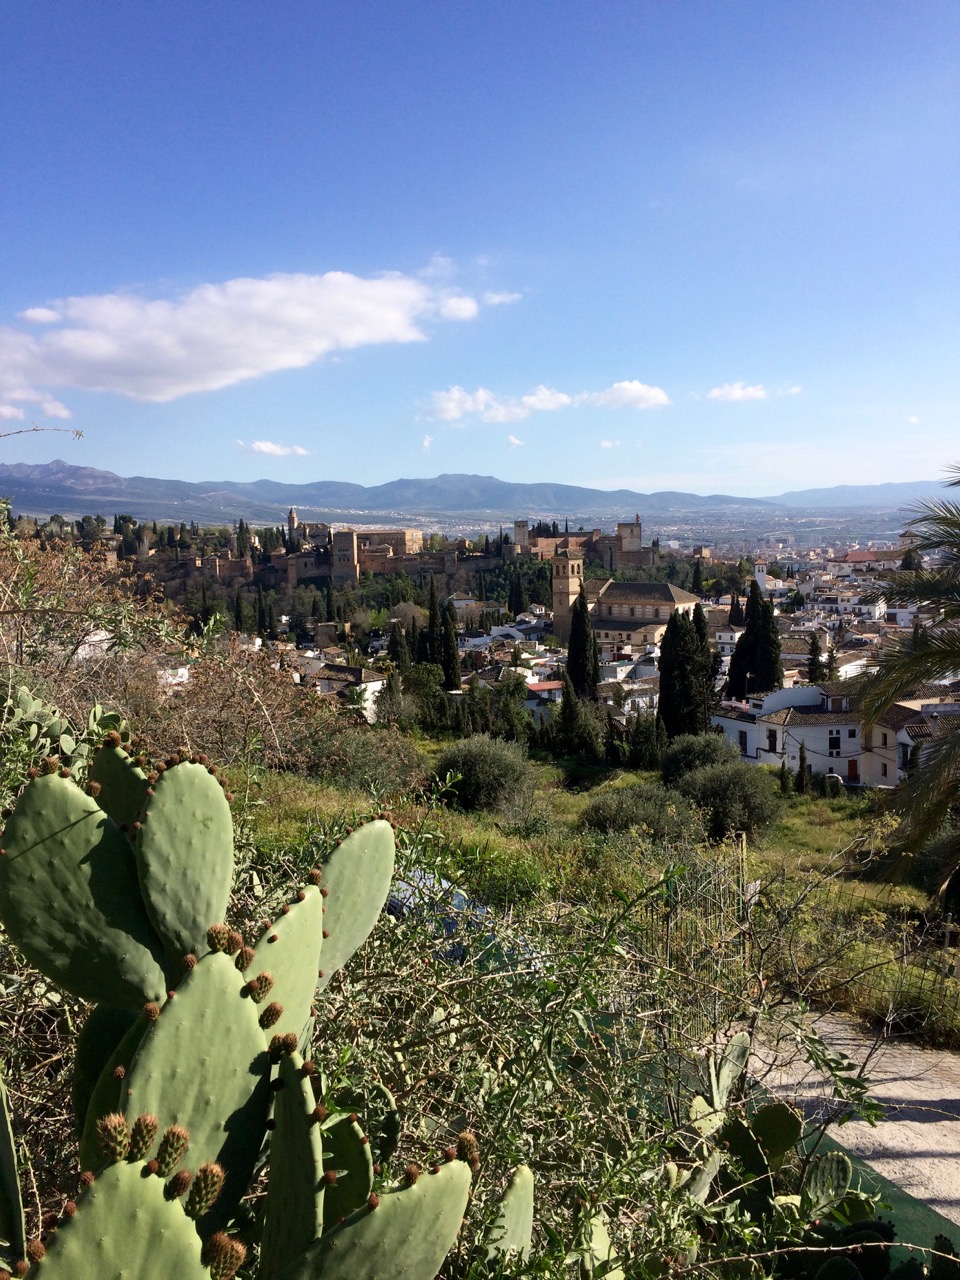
[[0, 460, 944, 526]]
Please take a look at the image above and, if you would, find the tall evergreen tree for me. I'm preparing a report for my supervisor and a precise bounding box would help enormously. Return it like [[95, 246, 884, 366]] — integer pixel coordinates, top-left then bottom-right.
[[691, 558, 704, 596], [325, 579, 335, 623], [796, 740, 810, 794], [427, 577, 442, 665], [806, 633, 825, 683], [233, 588, 244, 634], [567, 587, 598, 700], [256, 585, 268, 637], [387, 620, 411, 673], [657, 610, 705, 738], [728, 594, 783, 699], [728, 591, 745, 626], [440, 600, 461, 691]]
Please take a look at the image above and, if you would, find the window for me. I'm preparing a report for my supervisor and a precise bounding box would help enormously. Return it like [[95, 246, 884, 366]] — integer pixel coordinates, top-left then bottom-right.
[[848, 729, 856, 738], [629, 606, 635, 617], [881, 732, 888, 747], [828, 733, 841, 756], [607, 606, 613, 616], [881, 763, 888, 777], [654, 608, 661, 619], [767, 730, 777, 754], [738, 730, 748, 755]]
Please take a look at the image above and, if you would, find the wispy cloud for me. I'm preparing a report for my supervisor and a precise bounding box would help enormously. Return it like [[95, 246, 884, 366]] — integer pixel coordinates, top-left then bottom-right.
[[600, 439, 621, 448], [785, 385, 802, 396], [908, 414, 920, 425], [235, 439, 311, 457], [0, 266, 493, 412], [483, 290, 522, 306], [428, 379, 670, 425], [507, 434, 524, 448], [422, 433, 433, 450], [707, 381, 768, 401], [0, 405, 25, 420]]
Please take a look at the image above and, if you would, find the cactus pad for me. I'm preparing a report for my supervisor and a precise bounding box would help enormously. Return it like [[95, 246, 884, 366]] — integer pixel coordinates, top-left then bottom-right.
[[710, 1031, 750, 1110], [248, 886, 324, 1044], [78, 1012, 149, 1171], [276, 1158, 471, 1280], [802, 1151, 853, 1217], [119, 951, 270, 1231], [320, 1113, 374, 1233], [260, 1053, 326, 1280], [87, 743, 149, 829], [750, 1102, 802, 1173], [72, 1004, 138, 1137], [316, 821, 395, 990], [132, 761, 234, 964], [0, 1064, 25, 1271], [0, 774, 166, 1007], [484, 1164, 534, 1261], [26, 1157, 209, 1278]]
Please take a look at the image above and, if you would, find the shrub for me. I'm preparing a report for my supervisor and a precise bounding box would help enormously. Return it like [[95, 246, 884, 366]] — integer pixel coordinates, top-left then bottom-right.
[[660, 732, 739, 785], [435, 734, 532, 813], [677, 761, 781, 840], [579, 782, 700, 843]]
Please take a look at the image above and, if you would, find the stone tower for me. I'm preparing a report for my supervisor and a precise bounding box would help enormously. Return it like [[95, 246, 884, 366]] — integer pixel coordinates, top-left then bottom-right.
[[288, 507, 300, 549], [552, 549, 584, 644]]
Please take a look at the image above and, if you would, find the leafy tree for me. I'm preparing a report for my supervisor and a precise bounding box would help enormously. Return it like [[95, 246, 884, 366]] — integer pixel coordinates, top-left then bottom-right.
[[676, 762, 781, 841], [550, 672, 602, 759], [900, 546, 922, 570], [375, 667, 404, 724], [661, 732, 739, 784], [567, 587, 598, 700], [435, 734, 531, 813]]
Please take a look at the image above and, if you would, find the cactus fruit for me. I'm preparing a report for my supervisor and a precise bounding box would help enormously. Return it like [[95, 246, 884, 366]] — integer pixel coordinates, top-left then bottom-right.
[[484, 1164, 534, 1261], [930, 1234, 960, 1280], [274, 1158, 471, 1280], [0, 774, 167, 1008], [260, 1053, 327, 1279]]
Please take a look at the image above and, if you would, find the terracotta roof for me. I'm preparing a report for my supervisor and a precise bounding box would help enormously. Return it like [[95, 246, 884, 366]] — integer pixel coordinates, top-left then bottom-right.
[[597, 581, 701, 605]]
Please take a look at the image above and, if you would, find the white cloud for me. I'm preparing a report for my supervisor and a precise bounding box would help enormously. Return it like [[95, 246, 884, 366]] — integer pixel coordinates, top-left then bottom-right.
[[707, 381, 768, 401], [908, 414, 920, 425], [581, 380, 671, 410], [422, 433, 433, 450], [438, 295, 479, 320], [428, 379, 669, 425], [19, 307, 62, 324], [0, 267, 494, 411], [40, 398, 72, 418], [483, 290, 522, 306], [786, 385, 802, 395], [235, 439, 311, 457], [600, 439, 621, 449], [520, 385, 572, 412], [0, 404, 25, 420], [507, 434, 524, 448]]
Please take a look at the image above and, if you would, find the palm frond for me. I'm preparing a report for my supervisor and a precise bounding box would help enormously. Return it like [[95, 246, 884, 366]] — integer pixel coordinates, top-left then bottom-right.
[[860, 630, 960, 722]]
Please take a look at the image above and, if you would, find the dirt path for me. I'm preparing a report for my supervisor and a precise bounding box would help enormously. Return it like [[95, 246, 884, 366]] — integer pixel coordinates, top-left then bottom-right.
[[758, 1014, 960, 1226]]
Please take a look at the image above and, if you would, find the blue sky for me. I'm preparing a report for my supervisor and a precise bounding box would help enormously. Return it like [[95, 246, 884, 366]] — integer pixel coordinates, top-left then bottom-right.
[[1, 1, 958, 496]]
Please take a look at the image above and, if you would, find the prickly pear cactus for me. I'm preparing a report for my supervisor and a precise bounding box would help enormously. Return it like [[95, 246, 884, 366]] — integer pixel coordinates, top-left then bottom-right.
[[484, 1164, 534, 1261], [0, 1063, 25, 1273]]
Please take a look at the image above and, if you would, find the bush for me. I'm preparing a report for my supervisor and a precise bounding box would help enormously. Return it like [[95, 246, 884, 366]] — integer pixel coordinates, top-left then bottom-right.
[[677, 762, 781, 841], [579, 782, 701, 843], [661, 732, 739, 785], [435, 734, 532, 813]]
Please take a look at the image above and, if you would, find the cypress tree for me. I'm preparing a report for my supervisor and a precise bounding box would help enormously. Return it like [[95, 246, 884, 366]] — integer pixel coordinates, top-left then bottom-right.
[[728, 595, 783, 699], [233, 588, 244, 633], [388, 620, 411, 673], [567, 587, 598, 700], [728, 591, 744, 626], [657, 610, 704, 738], [692, 558, 704, 596], [440, 600, 461, 691], [427, 577, 442, 665], [796, 740, 810, 795], [256, 585, 268, 637], [325, 579, 335, 622], [806, 633, 825, 683]]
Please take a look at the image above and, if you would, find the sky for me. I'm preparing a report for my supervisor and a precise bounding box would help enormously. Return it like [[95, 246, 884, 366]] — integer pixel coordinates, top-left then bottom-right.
[[1, 1, 958, 497]]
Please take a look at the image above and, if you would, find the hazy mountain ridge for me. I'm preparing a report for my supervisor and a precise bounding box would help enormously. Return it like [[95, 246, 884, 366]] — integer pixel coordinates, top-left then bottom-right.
[[0, 461, 943, 525]]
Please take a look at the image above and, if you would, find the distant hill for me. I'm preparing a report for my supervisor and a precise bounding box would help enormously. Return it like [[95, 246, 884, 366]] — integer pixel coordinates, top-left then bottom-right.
[[0, 460, 943, 525], [767, 480, 944, 509], [0, 462, 776, 524]]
